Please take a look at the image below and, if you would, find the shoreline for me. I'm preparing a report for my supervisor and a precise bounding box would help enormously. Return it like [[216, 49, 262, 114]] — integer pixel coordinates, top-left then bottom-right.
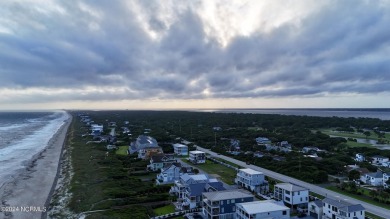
[[0, 113, 72, 219]]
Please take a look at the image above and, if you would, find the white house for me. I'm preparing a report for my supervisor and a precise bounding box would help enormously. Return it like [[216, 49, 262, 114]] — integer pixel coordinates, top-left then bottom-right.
[[355, 153, 365, 162], [371, 155, 389, 165], [156, 163, 182, 185], [129, 135, 163, 159], [256, 137, 271, 144], [274, 183, 309, 209], [91, 124, 104, 135], [235, 168, 267, 193], [381, 161, 390, 168], [236, 200, 290, 219], [147, 154, 176, 171], [322, 197, 365, 219], [173, 143, 188, 156], [308, 200, 323, 219], [360, 172, 383, 186], [189, 151, 206, 164]]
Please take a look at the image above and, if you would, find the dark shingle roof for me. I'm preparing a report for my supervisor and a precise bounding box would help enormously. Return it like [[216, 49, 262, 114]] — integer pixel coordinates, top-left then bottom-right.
[[323, 198, 365, 213]]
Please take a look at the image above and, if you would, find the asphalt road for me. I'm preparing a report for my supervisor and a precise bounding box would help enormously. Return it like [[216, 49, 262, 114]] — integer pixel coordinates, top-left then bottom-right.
[[196, 146, 390, 218]]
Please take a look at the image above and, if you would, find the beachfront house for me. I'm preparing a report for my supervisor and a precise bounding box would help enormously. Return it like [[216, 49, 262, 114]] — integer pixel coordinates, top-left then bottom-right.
[[360, 171, 384, 186], [202, 189, 254, 219], [170, 174, 225, 210], [147, 154, 175, 171], [173, 143, 188, 156], [156, 162, 182, 185], [183, 179, 225, 210], [322, 197, 365, 219], [189, 151, 206, 164], [235, 168, 267, 193], [371, 155, 389, 165], [129, 135, 163, 159], [274, 183, 309, 210], [236, 200, 290, 219]]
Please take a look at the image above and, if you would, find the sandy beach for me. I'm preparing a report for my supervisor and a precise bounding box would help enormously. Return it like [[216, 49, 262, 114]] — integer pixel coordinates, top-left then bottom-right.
[[0, 114, 72, 219]]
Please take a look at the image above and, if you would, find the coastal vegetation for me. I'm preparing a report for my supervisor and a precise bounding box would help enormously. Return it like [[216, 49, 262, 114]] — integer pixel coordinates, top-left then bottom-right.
[[66, 110, 390, 217]]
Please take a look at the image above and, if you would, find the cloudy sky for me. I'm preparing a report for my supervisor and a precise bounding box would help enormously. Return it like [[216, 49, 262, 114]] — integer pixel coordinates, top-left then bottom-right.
[[1, 0, 390, 110]]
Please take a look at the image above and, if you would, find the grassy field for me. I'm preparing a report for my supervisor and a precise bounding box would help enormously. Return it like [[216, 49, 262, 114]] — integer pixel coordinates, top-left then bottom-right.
[[326, 186, 390, 210], [182, 159, 237, 185], [320, 129, 376, 140], [116, 146, 129, 155], [345, 141, 372, 147], [153, 204, 175, 216]]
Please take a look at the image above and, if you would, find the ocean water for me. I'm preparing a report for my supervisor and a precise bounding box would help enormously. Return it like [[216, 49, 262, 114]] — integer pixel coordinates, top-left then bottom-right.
[[0, 111, 69, 189]]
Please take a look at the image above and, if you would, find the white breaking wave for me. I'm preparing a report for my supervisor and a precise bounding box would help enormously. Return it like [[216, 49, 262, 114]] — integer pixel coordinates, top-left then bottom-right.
[[0, 111, 69, 188]]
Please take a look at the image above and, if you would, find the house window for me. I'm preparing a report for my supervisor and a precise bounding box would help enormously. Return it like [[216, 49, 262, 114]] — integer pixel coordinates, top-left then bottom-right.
[[285, 190, 290, 195], [231, 199, 235, 203], [285, 197, 290, 201], [232, 206, 236, 211], [227, 200, 230, 204], [298, 191, 300, 195], [221, 208, 224, 213], [283, 211, 287, 215]]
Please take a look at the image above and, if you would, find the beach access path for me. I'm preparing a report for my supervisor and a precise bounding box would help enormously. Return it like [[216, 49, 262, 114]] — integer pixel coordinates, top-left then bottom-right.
[[0, 114, 72, 219], [196, 146, 390, 219]]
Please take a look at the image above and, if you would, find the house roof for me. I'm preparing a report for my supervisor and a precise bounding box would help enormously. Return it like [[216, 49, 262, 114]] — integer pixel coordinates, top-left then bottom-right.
[[239, 168, 263, 175], [237, 200, 289, 214], [190, 151, 205, 154], [180, 173, 208, 183], [372, 155, 388, 159], [323, 198, 365, 212], [340, 205, 365, 213], [173, 143, 187, 148], [367, 171, 383, 178], [205, 182, 225, 192], [275, 183, 308, 192], [161, 162, 181, 172], [187, 182, 225, 197], [203, 189, 253, 201], [151, 154, 165, 162], [187, 183, 206, 196], [311, 200, 323, 207]]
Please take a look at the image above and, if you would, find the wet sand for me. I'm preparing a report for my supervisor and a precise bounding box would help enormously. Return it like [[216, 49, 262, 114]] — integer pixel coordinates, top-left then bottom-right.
[[0, 114, 72, 219]]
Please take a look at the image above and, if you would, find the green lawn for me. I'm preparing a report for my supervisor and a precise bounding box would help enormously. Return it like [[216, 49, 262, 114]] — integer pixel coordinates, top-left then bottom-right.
[[182, 159, 237, 185], [326, 186, 390, 210], [154, 204, 175, 216], [346, 141, 372, 147], [366, 212, 386, 219], [115, 146, 129, 155], [320, 129, 377, 140]]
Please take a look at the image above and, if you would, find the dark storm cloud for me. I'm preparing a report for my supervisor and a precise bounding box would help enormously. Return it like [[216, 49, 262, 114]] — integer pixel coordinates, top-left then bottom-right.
[[1, 0, 390, 103]]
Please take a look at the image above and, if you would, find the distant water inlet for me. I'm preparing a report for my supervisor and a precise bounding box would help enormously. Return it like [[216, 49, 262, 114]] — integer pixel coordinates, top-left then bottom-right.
[[0, 111, 69, 189]]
